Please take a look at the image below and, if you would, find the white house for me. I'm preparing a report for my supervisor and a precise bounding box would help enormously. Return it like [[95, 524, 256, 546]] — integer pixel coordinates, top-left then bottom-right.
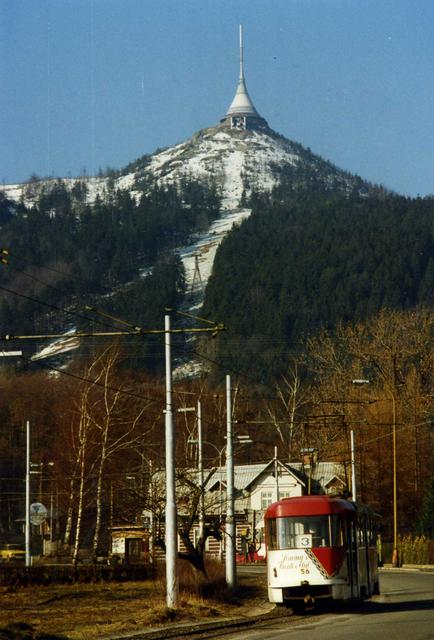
[[110, 458, 347, 562]]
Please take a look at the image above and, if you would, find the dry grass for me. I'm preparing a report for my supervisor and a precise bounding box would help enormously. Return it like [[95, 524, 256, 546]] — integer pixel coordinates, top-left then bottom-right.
[[0, 561, 266, 640]]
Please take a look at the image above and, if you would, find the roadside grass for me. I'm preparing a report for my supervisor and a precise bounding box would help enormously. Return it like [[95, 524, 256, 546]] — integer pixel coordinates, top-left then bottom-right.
[[0, 560, 266, 639]]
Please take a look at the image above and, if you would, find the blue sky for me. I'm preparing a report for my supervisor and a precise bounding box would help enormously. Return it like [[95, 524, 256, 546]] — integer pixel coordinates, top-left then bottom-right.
[[2, 0, 434, 196]]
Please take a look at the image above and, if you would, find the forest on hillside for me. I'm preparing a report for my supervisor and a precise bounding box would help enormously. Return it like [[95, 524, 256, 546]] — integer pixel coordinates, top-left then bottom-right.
[[203, 190, 434, 381], [0, 178, 220, 369]]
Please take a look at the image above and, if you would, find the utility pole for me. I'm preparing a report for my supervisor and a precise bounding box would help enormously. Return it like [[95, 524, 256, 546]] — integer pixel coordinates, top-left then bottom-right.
[[390, 392, 399, 568], [274, 445, 280, 502], [197, 400, 204, 541], [350, 430, 357, 502], [165, 314, 178, 609], [25, 420, 30, 567], [225, 374, 236, 588]]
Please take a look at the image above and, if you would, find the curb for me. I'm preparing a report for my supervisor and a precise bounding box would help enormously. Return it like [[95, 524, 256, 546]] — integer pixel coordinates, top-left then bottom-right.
[[380, 564, 434, 572], [107, 603, 278, 640]]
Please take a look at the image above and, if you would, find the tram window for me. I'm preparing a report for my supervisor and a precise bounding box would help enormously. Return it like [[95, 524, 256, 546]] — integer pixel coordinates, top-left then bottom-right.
[[368, 520, 376, 545], [268, 516, 330, 549], [330, 515, 344, 547], [267, 518, 277, 549]]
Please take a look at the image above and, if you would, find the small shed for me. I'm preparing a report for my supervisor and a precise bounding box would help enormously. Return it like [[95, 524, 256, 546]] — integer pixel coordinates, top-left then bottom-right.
[[109, 525, 150, 562]]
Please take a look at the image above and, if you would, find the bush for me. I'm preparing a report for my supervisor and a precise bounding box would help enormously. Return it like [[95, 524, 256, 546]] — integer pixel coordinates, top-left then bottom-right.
[[398, 535, 430, 565]]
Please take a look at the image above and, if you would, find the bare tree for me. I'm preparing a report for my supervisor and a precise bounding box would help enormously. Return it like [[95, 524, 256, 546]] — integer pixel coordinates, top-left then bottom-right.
[[60, 347, 155, 562], [305, 308, 434, 535], [265, 361, 310, 459], [88, 347, 150, 556], [150, 465, 223, 577]]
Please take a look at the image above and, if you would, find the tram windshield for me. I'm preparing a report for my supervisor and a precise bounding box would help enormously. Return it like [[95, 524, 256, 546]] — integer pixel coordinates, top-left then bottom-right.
[[267, 515, 343, 550]]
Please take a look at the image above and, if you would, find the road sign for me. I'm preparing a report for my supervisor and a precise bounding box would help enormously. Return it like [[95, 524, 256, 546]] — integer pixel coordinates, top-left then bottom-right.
[[30, 502, 47, 525]]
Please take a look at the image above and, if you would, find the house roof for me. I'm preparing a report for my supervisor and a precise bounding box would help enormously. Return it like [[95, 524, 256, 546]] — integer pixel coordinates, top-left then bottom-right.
[[290, 462, 347, 491], [152, 460, 346, 505], [205, 460, 306, 493]]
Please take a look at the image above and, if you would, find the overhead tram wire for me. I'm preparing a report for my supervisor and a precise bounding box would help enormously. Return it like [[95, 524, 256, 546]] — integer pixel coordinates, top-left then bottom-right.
[[0, 311, 228, 429], [0, 251, 366, 409], [171, 340, 296, 402], [18, 352, 164, 409], [16, 353, 228, 435], [1, 250, 305, 397], [1, 250, 303, 396], [0, 280, 131, 333], [0, 248, 136, 321], [0, 250, 76, 301]]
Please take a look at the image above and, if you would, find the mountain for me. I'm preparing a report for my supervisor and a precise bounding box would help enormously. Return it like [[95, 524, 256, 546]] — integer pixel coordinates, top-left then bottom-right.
[[3, 124, 368, 209], [124, 123, 371, 209], [2, 26, 417, 378], [1, 124, 372, 306]]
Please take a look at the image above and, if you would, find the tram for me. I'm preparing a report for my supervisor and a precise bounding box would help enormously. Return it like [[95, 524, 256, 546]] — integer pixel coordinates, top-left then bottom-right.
[[264, 495, 379, 606]]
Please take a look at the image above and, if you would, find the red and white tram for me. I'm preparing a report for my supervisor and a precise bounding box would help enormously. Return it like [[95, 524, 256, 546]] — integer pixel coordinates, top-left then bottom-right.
[[264, 495, 379, 606]]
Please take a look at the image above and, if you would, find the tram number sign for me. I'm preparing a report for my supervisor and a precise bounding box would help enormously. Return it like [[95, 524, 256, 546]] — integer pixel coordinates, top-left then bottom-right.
[[296, 534, 312, 548]]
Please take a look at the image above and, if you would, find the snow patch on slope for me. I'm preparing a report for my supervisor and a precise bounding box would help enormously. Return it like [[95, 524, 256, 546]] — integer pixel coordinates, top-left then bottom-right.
[[180, 207, 251, 305], [144, 128, 300, 210]]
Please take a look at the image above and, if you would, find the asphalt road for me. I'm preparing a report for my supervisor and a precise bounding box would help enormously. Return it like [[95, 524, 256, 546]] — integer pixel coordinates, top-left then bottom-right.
[[210, 569, 434, 640]]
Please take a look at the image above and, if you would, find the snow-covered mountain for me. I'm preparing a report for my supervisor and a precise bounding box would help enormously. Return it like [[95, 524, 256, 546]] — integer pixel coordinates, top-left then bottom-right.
[[3, 124, 361, 209], [2, 123, 366, 298], [1, 122, 370, 335]]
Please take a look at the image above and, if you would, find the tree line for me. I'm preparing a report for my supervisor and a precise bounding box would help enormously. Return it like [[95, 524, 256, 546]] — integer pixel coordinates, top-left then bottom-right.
[[0, 307, 432, 567], [203, 190, 434, 381]]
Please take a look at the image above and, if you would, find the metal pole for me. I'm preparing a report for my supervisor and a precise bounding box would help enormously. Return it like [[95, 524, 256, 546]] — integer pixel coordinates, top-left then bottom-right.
[[197, 400, 204, 541], [165, 314, 178, 608], [350, 430, 357, 502], [225, 374, 236, 588], [274, 445, 280, 502], [149, 460, 154, 560], [49, 485, 54, 545], [25, 420, 30, 567], [391, 394, 399, 567]]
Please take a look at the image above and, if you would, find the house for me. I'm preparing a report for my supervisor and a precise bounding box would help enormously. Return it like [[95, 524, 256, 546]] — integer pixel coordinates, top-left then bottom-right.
[[109, 457, 347, 562]]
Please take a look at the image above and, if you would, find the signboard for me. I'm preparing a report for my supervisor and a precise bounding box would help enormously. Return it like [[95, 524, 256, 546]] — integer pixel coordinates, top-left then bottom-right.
[[30, 502, 48, 525], [112, 538, 126, 555]]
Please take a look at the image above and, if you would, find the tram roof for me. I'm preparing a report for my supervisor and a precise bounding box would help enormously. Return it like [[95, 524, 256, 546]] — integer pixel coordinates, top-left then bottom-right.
[[265, 495, 357, 519]]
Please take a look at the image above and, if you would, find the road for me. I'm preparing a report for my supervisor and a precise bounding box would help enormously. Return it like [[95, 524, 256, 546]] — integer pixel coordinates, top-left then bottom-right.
[[212, 569, 434, 640]]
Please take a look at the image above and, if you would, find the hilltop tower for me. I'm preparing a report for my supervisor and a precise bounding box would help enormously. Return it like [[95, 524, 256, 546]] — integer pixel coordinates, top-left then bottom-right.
[[221, 25, 269, 132]]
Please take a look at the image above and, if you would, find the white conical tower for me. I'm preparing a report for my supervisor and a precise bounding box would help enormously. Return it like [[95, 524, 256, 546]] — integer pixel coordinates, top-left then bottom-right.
[[222, 25, 268, 131]]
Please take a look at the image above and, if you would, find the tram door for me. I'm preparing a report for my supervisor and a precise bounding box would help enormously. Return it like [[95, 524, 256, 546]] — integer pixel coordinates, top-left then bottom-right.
[[346, 520, 359, 598]]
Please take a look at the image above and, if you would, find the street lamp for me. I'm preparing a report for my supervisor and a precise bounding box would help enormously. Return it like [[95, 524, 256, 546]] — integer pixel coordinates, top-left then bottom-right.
[[387, 389, 399, 568], [187, 439, 226, 520], [179, 402, 204, 539], [351, 379, 371, 501], [353, 379, 399, 567]]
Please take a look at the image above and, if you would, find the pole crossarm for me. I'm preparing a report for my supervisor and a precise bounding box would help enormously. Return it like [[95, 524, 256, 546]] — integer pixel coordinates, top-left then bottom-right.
[[0, 324, 225, 341]]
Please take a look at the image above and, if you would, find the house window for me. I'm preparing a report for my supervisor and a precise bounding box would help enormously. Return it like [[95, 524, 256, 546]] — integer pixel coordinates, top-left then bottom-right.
[[280, 491, 291, 499], [261, 491, 273, 509]]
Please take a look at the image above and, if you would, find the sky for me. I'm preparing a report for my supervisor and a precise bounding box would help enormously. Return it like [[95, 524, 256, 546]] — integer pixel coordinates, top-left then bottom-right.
[[1, 0, 434, 196]]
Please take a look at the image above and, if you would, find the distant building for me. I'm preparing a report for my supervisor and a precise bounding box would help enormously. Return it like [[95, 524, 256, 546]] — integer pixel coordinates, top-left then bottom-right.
[[220, 25, 269, 132], [109, 458, 347, 563]]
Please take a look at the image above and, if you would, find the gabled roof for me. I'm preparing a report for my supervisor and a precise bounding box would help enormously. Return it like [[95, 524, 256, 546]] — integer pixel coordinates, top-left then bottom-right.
[[290, 462, 347, 491], [206, 460, 305, 492]]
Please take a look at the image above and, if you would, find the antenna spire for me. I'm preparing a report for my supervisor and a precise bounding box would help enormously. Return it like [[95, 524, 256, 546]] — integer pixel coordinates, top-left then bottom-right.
[[222, 24, 268, 131], [239, 24, 244, 80]]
